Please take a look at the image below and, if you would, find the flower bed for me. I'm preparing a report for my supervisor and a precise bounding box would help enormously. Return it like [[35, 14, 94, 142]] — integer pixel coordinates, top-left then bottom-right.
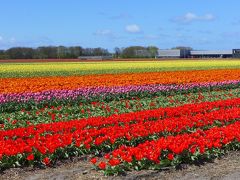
[[0, 64, 240, 175], [1, 69, 240, 94], [0, 98, 239, 172]]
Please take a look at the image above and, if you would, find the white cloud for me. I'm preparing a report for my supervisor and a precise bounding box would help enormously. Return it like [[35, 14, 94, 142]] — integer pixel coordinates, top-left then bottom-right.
[[94, 29, 112, 36], [125, 24, 141, 33], [183, 13, 197, 22], [0, 36, 3, 41], [173, 13, 215, 24], [203, 14, 215, 21]]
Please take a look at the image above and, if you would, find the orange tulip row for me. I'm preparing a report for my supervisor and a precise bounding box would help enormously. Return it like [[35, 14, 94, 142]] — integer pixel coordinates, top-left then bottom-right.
[[1, 69, 240, 94]]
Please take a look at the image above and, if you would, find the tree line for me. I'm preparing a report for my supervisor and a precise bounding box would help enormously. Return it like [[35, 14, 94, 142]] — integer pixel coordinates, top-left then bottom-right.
[[0, 46, 109, 59], [0, 46, 192, 59]]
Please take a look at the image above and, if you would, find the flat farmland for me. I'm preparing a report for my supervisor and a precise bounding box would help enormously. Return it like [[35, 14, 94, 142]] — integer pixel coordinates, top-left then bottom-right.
[[0, 60, 240, 178], [1, 59, 240, 78]]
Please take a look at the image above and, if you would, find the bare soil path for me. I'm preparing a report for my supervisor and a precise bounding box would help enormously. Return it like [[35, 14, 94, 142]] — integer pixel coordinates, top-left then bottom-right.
[[1, 151, 240, 180]]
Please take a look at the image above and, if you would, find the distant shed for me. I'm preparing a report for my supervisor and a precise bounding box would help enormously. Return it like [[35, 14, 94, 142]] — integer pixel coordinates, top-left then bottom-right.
[[190, 50, 232, 58], [78, 56, 113, 60], [157, 49, 190, 58]]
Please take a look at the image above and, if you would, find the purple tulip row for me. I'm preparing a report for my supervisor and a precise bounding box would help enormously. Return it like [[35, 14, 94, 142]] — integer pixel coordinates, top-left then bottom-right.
[[0, 80, 239, 104]]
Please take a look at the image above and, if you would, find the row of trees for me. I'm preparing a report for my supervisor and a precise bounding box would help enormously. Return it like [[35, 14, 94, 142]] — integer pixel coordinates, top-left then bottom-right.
[[0, 46, 110, 59], [0, 46, 193, 59]]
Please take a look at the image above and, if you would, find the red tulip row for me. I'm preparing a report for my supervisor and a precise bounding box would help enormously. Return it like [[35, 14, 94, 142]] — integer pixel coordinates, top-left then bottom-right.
[[1, 98, 239, 140], [89, 107, 240, 147], [0, 98, 239, 163], [1, 105, 239, 158], [97, 120, 240, 171]]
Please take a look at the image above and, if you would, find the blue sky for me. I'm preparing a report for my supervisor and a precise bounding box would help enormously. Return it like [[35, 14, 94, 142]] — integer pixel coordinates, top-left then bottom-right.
[[1, 0, 240, 51]]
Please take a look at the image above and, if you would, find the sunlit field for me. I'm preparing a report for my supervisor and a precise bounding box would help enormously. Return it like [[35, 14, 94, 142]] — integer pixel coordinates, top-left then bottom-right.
[[0, 60, 240, 175], [1, 59, 240, 78]]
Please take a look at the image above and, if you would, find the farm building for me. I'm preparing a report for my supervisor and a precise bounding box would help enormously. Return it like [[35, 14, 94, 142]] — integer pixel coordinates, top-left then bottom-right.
[[157, 49, 240, 59], [190, 50, 232, 58], [157, 49, 190, 58], [233, 49, 240, 58]]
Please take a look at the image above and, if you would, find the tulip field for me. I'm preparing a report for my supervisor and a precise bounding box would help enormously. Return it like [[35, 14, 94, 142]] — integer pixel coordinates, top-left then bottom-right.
[[0, 60, 240, 175]]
